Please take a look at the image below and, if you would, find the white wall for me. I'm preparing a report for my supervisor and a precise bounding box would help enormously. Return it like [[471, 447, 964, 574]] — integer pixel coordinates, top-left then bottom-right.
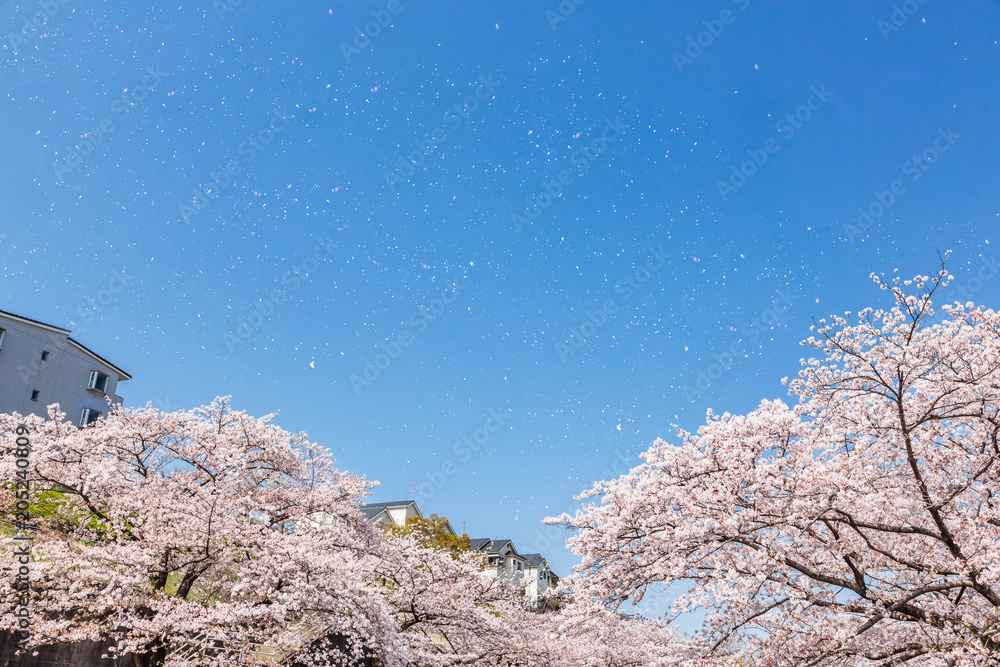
[[386, 504, 421, 527], [0, 314, 126, 423]]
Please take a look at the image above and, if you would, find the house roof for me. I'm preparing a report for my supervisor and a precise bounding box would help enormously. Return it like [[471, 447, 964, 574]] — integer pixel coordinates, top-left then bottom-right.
[[521, 553, 547, 567], [0, 308, 131, 380], [360, 501, 460, 537], [360, 506, 389, 520], [363, 500, 418, 509], [360, 500, 421, 522], [470, 539, 522, 557], [0, 308, 70, 334], [67, 338, 132, 381]]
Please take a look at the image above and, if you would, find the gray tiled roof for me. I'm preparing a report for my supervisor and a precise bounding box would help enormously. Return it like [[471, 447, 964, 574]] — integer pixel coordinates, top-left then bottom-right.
[[521, 553, 546, 566], [360, 500, 415, 520], [362, 500, 415, 509], [470, 539, 519, 555]]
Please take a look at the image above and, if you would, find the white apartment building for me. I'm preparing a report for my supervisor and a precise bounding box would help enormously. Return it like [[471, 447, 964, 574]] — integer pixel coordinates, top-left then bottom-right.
[[470, 538, 557, 602], [361, 500, 458, 537], [360, 501, 558, 602], [361, 500, 435, 531], [0, 309, 131, 426], [521, 553, 558, 603]]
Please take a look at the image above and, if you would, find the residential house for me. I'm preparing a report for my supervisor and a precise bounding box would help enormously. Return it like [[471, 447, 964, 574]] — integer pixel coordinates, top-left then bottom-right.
[[520, 553, 558, 602], [0, 309, 130, 425], [469, 540, 559, 601], [470, 538, 528, 584], [360, 500, 457, 536], [361, 502, 557, 602]]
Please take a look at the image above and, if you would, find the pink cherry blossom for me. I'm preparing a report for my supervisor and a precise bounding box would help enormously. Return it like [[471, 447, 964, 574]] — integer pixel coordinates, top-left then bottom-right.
[[548, 261, 1000, 666], [2, 397, 687, 666], [1, 397, 402, 666]]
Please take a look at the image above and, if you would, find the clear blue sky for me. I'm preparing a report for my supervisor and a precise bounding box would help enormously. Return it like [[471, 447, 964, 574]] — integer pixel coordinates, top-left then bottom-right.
[[2, 1, 998, 588]]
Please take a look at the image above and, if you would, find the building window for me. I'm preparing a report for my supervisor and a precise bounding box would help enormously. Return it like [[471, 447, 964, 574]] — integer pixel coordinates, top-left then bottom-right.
[[80, 408, 101, 427], [0, 327, 6, 350], [41, 350, 49, 361], [30, 390, 39, 402], [88, 370, 110, 394]]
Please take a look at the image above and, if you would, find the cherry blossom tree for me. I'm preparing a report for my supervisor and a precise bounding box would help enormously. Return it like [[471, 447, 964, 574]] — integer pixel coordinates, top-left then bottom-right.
[[1, 396, 696, 666], [374, 531, 535, 665], [548, 263, 1000, 666], [385, 513, 473, 556], [0, 397, 403, 666], [370, 530, 694, 666], [532, 599, 696, 667]]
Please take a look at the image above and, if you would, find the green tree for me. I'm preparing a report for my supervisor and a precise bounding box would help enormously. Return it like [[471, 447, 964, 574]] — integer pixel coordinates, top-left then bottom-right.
[[385, 514, 471, 558]]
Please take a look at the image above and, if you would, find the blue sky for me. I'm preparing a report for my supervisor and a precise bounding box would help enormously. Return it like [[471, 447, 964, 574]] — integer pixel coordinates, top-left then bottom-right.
[[2, 0, 998, 598]]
